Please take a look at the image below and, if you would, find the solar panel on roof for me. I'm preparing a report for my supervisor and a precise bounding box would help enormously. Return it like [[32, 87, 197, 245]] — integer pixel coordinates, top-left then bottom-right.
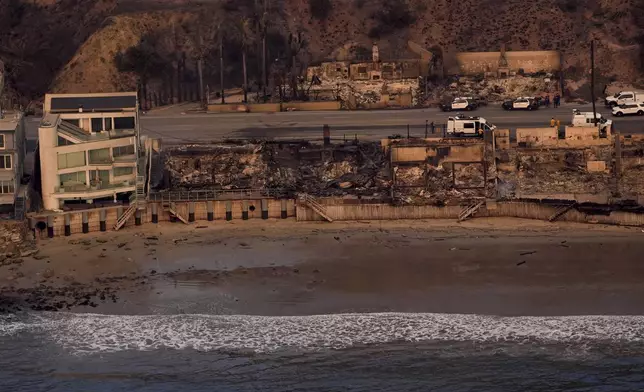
[[50, 96, 137, 112]]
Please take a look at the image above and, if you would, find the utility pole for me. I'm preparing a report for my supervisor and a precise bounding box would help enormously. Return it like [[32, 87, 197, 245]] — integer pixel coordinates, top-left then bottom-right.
[[220, 34, 225, 104], [591, 40, 597, 125], [197, 32, 204, 107], [262, 0, 269, 100]]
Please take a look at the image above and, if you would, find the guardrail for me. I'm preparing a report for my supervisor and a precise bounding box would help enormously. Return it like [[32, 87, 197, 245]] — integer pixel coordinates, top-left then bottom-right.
[[147, 188, 288, 202]]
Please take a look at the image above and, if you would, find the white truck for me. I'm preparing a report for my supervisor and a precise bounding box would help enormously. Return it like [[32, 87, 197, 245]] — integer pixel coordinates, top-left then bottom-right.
[[605, 91, 644, 107], [571, 109, 612, 135], [446, 115, 496, 137]]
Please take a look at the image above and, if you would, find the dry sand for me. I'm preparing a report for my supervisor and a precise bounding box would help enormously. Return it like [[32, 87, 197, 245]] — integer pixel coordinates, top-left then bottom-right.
[[3, 218, 644, 316]]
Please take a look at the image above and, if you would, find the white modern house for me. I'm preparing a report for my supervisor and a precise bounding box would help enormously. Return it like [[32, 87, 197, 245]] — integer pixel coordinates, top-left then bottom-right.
[[37, 92, 144, 211], [0, 110, 26, 208]]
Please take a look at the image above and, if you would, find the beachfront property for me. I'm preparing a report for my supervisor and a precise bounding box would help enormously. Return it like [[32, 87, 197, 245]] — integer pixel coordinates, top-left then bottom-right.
[[0, 110, 26, 210], [37, 92, 144, 211]]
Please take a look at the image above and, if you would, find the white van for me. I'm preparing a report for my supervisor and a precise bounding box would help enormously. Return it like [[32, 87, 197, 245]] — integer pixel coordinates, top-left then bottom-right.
[[446, 115, 496, 137], [571, 109, 612, 134]]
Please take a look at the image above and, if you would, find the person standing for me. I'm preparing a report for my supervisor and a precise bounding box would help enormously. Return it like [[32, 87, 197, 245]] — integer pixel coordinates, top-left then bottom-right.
[[554, 93, 561, 108], [550, 117, 556, 127]]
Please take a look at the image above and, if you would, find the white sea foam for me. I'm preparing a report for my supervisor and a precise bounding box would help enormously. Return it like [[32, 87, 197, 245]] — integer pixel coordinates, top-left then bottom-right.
[[10, 313, 643, 354]]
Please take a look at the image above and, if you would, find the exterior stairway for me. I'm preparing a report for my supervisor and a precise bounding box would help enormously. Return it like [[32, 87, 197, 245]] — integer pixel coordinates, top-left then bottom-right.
[[163, 202, 188, 224], [13, 191, 25, 221], [113, 202, 137, 230], [548, 202, 577, 222], [135, 175, 146, 208], [458, 200, 486, 222], [300, 194, 333, 222], [113, 176, 148, 231]]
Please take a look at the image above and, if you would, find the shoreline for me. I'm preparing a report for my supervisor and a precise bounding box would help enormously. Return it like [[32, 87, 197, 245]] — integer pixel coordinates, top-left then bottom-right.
[[3, 218, 644, 316]]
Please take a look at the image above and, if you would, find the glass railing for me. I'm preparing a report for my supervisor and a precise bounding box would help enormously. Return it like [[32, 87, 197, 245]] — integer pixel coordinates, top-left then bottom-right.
[[55, 179, 135, 193], [88, 157, 113, 165]]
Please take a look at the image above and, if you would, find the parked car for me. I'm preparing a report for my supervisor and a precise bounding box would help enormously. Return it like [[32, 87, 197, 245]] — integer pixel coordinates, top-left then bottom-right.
[[605, 91, 644, 107], [612, 102, 644, 116], [502, 97, 540, 111], [441, 97, 477, 112]]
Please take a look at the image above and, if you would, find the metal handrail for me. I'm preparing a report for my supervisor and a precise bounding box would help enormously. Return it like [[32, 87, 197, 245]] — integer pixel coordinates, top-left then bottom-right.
[[147, 188, 288, 202]]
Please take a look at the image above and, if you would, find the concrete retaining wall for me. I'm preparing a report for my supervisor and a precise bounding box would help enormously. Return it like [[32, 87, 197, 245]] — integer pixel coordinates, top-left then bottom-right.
[[296, 200, 644, 226], [29, 197, 644, 239], [452, 50, 561, 75], [516, 128, 558, 146], [207, 102, 341, 113], [30, 199, 296, 238], [207, 103, 281, 113], [282, 101, 341, 111], [297, 203, 462, 221]]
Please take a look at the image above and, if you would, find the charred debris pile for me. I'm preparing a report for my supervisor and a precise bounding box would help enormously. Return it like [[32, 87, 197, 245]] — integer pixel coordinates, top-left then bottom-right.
[[155, 135, 644, 208], [160, 140, 391, 198]]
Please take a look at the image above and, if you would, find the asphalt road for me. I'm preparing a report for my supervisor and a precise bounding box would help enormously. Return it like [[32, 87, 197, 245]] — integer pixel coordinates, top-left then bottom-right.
[[139, 103, 644, 142], [23, 103, 643, 144]]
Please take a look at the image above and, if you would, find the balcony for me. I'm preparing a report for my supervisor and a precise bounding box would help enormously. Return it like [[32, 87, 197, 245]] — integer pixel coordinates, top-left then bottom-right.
[[55, 179, 136, 195], [88, 157, 114, 166], [58, 120, 136, 143], [113, 154, 137, 166]]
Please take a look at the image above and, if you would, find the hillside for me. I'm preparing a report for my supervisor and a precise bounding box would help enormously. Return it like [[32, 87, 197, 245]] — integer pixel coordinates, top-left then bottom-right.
[[1, 0, 644, 101]]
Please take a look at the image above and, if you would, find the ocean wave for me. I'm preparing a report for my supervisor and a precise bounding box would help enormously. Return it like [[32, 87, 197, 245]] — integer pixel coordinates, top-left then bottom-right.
[[4, 313, 644, 354]]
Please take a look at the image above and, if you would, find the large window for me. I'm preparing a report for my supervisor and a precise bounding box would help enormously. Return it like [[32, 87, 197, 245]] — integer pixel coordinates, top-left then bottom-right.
[[0, 135, 5, 149], [113, 167, 134, 177], [113, 145, 135, 157], [57, 151, 85, 169], [91, 118, 104, 132], [89, 148, 111, 164], [65, 119, 80, 127], [59, 171, 86, 186], [57, 136, 74, 146], [105, 117, 112, 131], [89, 170, 110, 185], [0, 155, 12, 169], [0, 181, 14, 194], [113, 117, 135, 130]]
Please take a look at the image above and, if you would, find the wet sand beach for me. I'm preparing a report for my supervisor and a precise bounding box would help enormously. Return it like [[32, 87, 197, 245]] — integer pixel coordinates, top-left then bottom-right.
[[3, 218, 644, 317]]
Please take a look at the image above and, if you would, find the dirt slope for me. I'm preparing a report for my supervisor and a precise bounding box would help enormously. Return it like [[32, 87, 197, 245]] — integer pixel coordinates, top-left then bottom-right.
[[1, 0, 643, 100]]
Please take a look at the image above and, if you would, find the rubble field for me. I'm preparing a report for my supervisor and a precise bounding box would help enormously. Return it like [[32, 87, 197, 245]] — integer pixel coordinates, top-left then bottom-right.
[[161, 141, 391, 198], [497, 146, 613, 198], [156, 135, 644, 206]]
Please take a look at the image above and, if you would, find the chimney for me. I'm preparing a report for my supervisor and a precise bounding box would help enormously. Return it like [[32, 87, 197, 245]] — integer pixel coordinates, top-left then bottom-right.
[[372, 43, 380, 63], [323, 124, 330, 146]]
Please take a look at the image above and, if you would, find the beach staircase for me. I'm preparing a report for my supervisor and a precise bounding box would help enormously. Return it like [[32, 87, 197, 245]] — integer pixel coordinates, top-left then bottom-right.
[[163, 202, 188, 224], [113, 177, 148, 231], [135, 175, 146, 208], [458, 200, 486, 222], [114, 202, 137, 230], [548, 202, 577, 222], [13, 191, 25, 221], [300, 194, 333, 222]]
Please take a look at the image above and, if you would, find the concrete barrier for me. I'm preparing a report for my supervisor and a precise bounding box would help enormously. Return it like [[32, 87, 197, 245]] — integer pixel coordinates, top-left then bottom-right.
[[516, 128, 558, 147], [207, 103, 281, 113], [282, 101, 341, 111]]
